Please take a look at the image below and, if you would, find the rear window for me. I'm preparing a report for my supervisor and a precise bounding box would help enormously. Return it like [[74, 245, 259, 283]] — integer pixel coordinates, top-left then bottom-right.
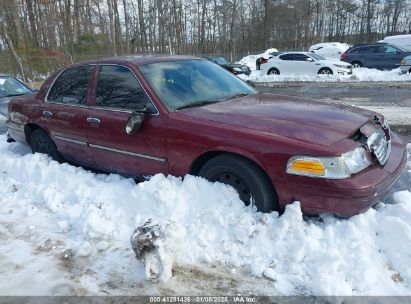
[[48, 66, 94, 105]]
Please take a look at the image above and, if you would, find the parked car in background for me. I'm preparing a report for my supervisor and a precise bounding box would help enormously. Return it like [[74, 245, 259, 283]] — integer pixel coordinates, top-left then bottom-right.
[[382, 34, 411, 51], [260, 52, 352, 75], [400, 55, 411, 74], [340, 43, 411, 69], [206, 56, 251, 76], [0, 73, 34, 118], [255, 48, 279, 70], [6, 55, 406, 217], [309, 42, 350, 60]]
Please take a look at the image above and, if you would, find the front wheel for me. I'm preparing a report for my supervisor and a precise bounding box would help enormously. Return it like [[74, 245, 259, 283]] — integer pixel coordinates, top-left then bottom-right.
[[199, 154, 279, 213], [31, 129, 64, 162], [318, 68, 333, 75]]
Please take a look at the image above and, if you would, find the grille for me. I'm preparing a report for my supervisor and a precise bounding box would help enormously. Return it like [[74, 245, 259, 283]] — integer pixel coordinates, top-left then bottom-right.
[[367, 129, 391, 165]]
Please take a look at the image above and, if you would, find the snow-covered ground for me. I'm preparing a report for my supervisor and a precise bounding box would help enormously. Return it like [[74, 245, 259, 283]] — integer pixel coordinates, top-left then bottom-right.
[[1, 135, 411, 296]]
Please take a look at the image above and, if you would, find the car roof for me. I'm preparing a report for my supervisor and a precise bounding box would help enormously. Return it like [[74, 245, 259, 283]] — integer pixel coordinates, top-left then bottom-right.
[[76, 54, 199, 66], [350, 42, 387, 48]]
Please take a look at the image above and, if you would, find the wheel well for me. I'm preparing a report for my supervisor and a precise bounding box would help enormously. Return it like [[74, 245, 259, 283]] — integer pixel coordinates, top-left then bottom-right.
[[190, 151, 271, 183], [24, 123, 42, 145], [267, 67, 279, 74]]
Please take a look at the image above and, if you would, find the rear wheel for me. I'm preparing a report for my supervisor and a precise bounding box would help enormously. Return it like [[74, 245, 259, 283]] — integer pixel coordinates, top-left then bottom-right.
[[30, 129, 63, 162], [318, 67, 333, 75], [351, 61, 362, 68], [267, 68, 280, 75], [199, 154, 279, 213]]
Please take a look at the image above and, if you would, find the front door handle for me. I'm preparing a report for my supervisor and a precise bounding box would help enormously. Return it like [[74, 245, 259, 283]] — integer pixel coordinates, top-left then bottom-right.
[[42, 111, 53, 118], [87, 117, 101, 125]]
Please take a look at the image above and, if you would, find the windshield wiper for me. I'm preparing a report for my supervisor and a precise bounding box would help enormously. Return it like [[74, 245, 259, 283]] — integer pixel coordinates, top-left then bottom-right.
[[175, 99, 220, 110], [222, 93, 250, 101], [4, 93, 26, 97]]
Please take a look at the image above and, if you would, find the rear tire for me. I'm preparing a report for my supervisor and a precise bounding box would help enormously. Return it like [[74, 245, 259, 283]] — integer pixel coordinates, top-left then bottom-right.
[[351, 61, 362, 68], [30, 129, 64, 162], [318, 67, 333, 75], [199, 154, 279, 213], [267, 68, 280, 75]]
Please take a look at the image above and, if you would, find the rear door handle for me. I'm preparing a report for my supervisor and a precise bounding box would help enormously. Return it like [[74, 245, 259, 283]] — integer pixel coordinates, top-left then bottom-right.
[[42, 111, 53, 118], [87, 117, 101, 125]]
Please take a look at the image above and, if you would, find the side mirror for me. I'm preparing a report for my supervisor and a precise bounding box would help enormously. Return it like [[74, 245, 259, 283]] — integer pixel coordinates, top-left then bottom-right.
[[126, 112, 145, 135], [307, 58, 314, 62]]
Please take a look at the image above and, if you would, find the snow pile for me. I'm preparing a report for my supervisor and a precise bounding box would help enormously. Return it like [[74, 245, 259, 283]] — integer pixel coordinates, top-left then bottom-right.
[[309, 42, 350, 60], [0, 135, 411, 295], [239, 67, 411, 83]]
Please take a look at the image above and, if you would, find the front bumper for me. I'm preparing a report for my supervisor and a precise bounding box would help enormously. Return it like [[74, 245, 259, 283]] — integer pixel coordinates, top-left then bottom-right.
[[336, 68, 352, 75], [275, 133, 407, 218]]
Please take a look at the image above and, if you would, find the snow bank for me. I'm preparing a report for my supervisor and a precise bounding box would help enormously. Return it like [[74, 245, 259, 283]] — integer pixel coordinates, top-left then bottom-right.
[[238, 67, 411, 83], [0, 135, 411, 295]]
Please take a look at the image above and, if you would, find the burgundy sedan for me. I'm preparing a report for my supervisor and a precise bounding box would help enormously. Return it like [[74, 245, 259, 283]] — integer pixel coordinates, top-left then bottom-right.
[[6, 55, 407, 217]]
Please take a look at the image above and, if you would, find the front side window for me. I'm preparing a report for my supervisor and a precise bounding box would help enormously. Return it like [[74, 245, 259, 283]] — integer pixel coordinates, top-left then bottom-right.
[[294, 54, 311, 61], [48, 65, 94, 104], [138, 59, 256, 111], [381, 45, 400, 54], [95, 65, 156, 113]]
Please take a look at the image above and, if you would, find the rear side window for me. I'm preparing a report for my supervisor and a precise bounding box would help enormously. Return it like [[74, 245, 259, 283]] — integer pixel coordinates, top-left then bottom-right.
[[279, 54, 297, 60], [48, 66, 94, 104], [95, 65, 156, 113], [349, 47, 364, 54]]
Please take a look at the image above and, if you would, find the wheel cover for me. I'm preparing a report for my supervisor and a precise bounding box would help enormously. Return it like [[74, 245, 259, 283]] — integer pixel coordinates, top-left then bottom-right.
[[269, 69, 278, 75], [210, 171, 254, 206], [34, 136, 53, 155], [320, 69, 331, 74]]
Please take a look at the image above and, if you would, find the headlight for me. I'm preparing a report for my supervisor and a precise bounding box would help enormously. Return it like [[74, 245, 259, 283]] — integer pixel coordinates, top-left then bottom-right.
[[286, 147, 371, 179], [233, 67, 242, 72], [400, 59, 406, 65], [333, 64, 349, 69]]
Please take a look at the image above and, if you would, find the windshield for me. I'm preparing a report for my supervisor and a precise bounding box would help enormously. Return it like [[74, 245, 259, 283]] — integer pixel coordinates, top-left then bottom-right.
[[138, 59, 256, 111], [0, 76, 32, 98], [309, 53, 326, 60]]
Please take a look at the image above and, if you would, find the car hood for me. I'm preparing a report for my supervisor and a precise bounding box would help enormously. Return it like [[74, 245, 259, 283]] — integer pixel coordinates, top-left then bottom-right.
[[178, 93, 378, 148]]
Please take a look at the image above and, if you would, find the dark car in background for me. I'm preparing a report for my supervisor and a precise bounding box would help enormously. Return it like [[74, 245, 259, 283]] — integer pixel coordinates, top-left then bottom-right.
[[0, 73, 34, 119], [206, 56, 251, 76], [340, 43, 411, 70]]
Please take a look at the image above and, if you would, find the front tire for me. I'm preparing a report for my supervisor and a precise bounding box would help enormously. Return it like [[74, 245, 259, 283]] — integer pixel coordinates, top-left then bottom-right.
[[318, 67, 333, 75], [30, 129, 63, 162], [199, 154, 279, 213]]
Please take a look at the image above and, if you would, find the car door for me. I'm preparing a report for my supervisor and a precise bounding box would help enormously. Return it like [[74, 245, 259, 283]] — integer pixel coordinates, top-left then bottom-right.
[[42, 65, 95, 165], [364, 45, 383, 68], [294, 54, 317, 74], [277, 54, 296, 74], [86, 64, 168, 178], [380, 44, 404, 69]]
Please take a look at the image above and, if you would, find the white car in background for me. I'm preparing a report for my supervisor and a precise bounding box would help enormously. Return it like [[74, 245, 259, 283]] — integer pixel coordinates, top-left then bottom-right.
[[309, 42, 350, 60], [400, 55, 411, 74], [260, 52, 352, 76]]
